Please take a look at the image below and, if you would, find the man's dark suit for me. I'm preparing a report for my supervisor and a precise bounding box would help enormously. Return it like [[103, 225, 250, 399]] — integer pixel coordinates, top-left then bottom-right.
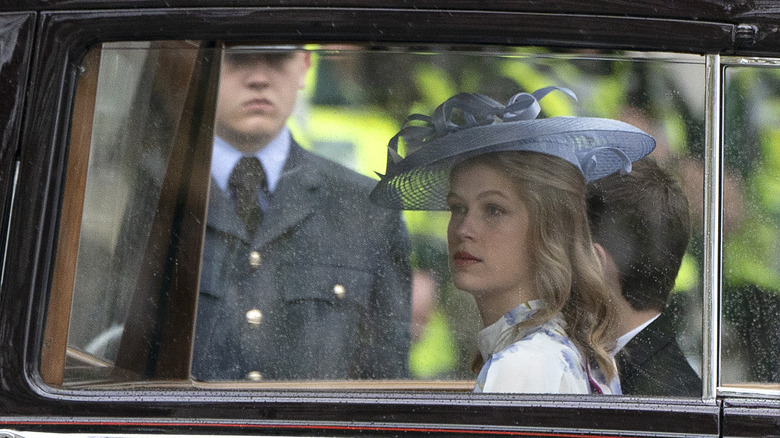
[[192, 141, 411, 381], [615, 312, 701, 396]]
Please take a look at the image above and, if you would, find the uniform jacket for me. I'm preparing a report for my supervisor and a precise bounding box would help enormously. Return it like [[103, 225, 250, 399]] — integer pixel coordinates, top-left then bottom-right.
[[192, 142, 412, 381], [615, 312, 701, 396]]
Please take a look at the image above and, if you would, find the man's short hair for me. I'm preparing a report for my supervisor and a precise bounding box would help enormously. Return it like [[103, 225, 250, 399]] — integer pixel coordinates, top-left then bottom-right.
[[586, 158, 690, 311]]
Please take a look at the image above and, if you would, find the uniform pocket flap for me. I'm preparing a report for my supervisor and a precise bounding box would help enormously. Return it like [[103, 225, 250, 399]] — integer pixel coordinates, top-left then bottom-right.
[[280, 265, 373, 308]]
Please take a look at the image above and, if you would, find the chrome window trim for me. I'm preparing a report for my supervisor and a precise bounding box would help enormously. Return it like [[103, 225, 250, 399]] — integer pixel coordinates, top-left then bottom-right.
[[0, 160, 19, 289], [719, 386, 780, 398], [721, 56, 780, 66], [703, 54, 721, 402]]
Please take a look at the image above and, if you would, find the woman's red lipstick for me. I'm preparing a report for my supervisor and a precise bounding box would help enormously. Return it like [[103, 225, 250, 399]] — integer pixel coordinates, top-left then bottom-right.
[[452, 250, 480, 269]]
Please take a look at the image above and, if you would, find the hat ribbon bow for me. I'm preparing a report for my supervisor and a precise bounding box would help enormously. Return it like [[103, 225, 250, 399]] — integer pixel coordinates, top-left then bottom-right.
[[385, 86, 578, 165]]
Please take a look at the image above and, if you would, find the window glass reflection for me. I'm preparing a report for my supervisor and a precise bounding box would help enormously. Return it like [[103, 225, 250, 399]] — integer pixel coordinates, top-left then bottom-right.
[[61, 43, 705, 396], [722, 65, 780, 387]]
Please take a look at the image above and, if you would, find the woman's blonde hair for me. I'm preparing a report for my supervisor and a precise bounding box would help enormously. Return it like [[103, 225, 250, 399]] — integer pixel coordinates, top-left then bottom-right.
[[460, 151, 616, 379]]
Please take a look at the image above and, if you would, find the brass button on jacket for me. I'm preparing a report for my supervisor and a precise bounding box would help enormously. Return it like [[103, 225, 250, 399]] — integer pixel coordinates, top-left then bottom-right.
[[249, 251, 262, 267], [245, 308, 263, 325], [333, 284, 346, 299]]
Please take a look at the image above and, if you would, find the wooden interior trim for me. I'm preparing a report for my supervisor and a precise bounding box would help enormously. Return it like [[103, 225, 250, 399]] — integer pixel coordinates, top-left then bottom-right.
[[66, 347, 112, 368], [113, 41, 218, 379], [192, 379, 476, 391], [63, 374, 475, 391], [721, 383, 780, 390], [41, 47, 102, 386]]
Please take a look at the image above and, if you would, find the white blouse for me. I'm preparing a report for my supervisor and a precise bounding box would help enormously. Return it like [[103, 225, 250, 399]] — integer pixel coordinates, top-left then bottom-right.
[[474, 300, 620, 394]]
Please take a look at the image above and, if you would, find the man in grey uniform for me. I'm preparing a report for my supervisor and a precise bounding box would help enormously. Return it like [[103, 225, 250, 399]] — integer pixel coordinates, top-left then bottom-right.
[[192, 47, 411, 381]]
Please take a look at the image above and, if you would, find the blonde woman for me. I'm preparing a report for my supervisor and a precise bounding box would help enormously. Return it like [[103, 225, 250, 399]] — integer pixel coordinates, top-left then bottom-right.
[[371, 87, 655, 393]]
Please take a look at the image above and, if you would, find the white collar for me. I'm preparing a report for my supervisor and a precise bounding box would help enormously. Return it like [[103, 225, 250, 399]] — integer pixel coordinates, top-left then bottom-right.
[[211, 127, 291, 193], [477, 300, 565, 361], [612, 312, 661, 355]]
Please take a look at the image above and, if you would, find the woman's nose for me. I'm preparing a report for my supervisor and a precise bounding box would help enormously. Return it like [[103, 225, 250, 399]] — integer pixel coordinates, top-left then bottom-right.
[[450, 213, 476, 240]]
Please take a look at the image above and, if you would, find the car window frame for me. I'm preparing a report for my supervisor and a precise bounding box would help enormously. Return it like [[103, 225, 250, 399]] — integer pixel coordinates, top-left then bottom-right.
[[8, 5, 767, 436], [25, 6, 730, 399]]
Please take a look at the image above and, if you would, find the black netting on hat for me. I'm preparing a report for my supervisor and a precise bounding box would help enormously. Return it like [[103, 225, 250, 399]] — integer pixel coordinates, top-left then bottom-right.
[[371, 165, 451, 210]]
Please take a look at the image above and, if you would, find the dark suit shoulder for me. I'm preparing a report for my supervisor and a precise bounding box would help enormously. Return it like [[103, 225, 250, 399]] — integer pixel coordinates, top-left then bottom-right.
[[617, 313, 701, 397]]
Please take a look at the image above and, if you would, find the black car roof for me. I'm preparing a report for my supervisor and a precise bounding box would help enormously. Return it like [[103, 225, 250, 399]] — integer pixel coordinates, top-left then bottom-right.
[[3, 0, 780, 56]]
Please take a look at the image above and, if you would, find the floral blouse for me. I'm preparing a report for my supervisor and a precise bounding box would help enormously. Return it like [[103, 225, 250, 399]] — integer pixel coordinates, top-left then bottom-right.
[[474, 300, 620, 394]]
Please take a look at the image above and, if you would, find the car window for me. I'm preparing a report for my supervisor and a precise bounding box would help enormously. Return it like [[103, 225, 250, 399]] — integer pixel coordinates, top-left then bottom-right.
[[47, 41, 707, 395], [721, 60, 780, 393]]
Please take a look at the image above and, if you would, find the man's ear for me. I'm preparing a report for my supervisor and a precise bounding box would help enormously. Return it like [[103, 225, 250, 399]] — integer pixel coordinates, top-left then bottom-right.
[[594, 242, 622, 297], [594, 243, 609, 270], [298, 52, 311, 89]]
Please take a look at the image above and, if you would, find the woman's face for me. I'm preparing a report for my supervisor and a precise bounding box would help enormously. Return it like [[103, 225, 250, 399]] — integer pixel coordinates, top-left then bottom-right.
[[447, 162, 536, 312]]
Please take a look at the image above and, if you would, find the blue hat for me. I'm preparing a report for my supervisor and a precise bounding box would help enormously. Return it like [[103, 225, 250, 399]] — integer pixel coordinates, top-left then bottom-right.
[[370, 86, 656, 210]]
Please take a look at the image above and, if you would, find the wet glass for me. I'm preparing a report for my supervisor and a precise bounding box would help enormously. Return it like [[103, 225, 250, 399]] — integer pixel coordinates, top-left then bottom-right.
[[721, 64, 780, 388], [58, 42, 705, 395]]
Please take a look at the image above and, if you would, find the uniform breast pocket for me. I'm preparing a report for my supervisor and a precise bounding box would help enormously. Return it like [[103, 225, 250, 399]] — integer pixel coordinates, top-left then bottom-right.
[[278, 265, 374, 348], [279, 264, 373, 312], [275, 265, 376, 377]]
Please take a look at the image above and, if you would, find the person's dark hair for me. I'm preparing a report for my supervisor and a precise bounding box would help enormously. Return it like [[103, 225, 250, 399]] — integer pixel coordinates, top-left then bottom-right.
[[586, 158, 690, 311]]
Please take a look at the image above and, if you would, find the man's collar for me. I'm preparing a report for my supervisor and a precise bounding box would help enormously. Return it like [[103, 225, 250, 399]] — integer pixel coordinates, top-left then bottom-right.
[[211, 127, 292, 192], [612, 312, 661, 356]]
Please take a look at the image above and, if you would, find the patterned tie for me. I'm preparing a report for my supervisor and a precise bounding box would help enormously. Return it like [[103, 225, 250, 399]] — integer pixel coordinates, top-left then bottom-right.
[[229, 156, 267, 235]]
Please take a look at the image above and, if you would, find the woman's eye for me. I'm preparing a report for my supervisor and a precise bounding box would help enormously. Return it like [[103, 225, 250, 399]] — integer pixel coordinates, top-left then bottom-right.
[[486, 205, 503, 216]]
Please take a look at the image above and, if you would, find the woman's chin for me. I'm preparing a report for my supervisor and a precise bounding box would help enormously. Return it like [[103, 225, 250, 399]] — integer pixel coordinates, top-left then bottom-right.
[[452, 275, 484, 297]]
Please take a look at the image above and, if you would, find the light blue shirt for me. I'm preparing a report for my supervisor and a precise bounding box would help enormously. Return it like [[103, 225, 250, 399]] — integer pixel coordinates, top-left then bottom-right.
[[211, 127, 291, 195]]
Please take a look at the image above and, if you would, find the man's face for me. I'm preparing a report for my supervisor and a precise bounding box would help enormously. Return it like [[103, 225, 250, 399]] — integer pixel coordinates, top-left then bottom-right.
[[215, 50, 310, 153]]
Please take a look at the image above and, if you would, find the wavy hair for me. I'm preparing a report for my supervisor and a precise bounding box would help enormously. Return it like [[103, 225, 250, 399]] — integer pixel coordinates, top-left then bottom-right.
[[460, 151, 616, 379]]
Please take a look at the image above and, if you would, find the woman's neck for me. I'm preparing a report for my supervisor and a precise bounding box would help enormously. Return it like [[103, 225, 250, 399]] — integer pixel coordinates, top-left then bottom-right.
[[474, 288, 538, 327]]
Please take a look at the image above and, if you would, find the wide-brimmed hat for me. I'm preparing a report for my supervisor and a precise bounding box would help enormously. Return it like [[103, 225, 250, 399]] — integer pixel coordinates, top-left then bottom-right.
[[369, 86, 656, 210]]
